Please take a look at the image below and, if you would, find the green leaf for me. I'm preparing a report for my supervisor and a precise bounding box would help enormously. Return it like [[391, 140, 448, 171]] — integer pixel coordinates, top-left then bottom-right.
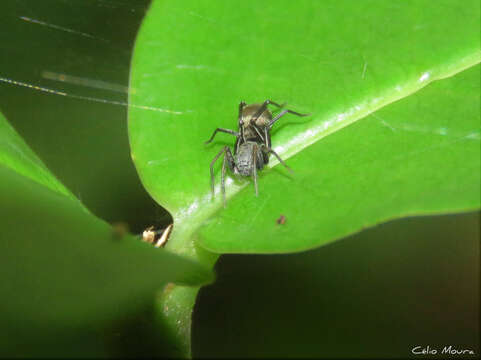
[[129, 0, 480, 355], [0, 0, 162, 233], [199, 64, 481, 253], [0, 111, 213, 356], [129, 0, 480, 254], [0, 110, 73, 199]]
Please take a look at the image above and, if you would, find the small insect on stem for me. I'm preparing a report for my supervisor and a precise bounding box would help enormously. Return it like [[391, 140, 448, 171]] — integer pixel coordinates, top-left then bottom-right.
[[141, 224, 173, 248], [205, 100, 310, 207]]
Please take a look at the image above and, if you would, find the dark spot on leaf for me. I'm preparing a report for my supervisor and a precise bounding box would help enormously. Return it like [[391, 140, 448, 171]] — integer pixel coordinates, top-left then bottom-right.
[[276, 215, 286, 225]]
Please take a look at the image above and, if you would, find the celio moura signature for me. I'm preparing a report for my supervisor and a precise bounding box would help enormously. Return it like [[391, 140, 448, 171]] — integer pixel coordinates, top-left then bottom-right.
[[412, 345, 475, 356]]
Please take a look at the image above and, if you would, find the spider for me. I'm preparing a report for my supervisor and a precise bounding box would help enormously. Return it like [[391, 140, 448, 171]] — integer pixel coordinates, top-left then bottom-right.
[[205, 100, 309, 206]]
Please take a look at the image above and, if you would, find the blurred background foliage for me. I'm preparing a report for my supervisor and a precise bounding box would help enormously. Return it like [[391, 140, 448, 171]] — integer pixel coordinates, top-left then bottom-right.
[[0, 0, 167, 234]]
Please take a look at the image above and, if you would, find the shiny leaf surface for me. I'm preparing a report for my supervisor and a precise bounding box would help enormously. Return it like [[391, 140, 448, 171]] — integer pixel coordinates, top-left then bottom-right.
[[199, 64, 481, 252], [130, 0, 480, 254], [128, 1, 480, 356]]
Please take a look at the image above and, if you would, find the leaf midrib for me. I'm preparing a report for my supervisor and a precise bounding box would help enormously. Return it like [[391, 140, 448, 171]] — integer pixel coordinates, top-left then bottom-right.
[[166, 50, 481, 257], [274, 50, 481, 167]]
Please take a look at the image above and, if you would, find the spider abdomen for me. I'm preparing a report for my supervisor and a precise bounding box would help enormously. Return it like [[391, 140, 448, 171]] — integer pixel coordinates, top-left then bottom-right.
[[235, 142, 265, 176]]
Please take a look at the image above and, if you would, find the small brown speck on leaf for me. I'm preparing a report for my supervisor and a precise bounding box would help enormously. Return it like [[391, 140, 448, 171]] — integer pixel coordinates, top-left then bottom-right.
[[276, 215, 286, 225]]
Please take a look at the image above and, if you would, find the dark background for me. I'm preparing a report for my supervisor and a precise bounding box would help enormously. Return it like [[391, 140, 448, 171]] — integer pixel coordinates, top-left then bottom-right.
[[0, 0, 165, 234], [0, 1, 478, 357]]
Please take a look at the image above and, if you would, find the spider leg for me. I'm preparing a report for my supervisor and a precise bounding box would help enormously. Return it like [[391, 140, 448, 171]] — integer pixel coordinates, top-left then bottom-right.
[[261, 145, 293, 174], [263, 126, 270, 148], [251, 124, 265, 143], [238, 101, 246, 143], [221, 146, 236, 207], [268, 108, 310, 129], [209, 146, 227, 198], [259, 126, 271, 164], [205, 128, 239, 144], [251, 99, 283, 122], [252, 144, 259, 196], [221, 151, 227, 206]]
